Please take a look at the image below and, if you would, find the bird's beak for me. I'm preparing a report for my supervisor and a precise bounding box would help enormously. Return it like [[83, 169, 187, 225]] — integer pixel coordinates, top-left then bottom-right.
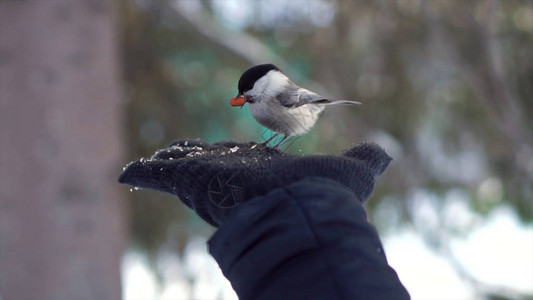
[[236, 94, 245, 109]]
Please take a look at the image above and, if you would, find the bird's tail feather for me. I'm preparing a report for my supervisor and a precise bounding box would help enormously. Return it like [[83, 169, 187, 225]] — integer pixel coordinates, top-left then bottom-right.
[[324, 99, 361, 105], [307, 98, 361, 106]]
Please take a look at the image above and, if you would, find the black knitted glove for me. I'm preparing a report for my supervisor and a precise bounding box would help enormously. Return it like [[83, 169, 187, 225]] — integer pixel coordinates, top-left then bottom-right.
[[119, 140, 392, 227]]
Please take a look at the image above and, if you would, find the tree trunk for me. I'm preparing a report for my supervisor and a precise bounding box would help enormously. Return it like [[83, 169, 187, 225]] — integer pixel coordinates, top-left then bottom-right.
[[0, 1, 126, 299]]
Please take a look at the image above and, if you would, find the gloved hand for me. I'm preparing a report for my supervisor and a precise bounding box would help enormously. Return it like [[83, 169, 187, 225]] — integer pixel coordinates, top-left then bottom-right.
[[119, 140, 392, 227]]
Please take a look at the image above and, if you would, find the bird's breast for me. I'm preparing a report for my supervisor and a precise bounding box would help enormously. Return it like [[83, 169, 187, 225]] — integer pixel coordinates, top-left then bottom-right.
[[248, 99, 324, 136]]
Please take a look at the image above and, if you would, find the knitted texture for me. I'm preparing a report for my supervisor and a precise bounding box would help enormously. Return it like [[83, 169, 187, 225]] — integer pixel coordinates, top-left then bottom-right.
[[119, 140, 392, 227]]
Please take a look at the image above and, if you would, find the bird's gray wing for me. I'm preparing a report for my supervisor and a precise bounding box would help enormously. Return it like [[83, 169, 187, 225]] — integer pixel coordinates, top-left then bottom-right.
[[275, 82, 326, 108], [293, 88, 361, 107], [292, 88, 328, 107], [274, 81, 300, 107]]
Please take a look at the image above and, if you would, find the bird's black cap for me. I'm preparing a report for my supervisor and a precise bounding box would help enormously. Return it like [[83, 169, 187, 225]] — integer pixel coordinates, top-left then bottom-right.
[[238, 64, 281, 95]]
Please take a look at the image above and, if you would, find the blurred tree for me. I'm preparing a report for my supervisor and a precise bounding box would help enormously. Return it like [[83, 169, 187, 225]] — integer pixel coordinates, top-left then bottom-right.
[[0, 1, 126, 299]]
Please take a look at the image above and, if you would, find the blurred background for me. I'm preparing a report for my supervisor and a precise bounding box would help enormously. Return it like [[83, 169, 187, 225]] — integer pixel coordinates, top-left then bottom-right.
[[1, 0, 532, 299]]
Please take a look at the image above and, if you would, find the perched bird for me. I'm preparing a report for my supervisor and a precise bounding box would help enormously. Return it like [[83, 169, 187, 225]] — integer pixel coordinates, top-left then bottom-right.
[[231, 64, 360, 148]]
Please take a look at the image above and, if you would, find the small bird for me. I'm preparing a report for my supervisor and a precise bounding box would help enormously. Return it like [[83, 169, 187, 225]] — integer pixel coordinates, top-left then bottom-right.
[[231, 64, 361, 148]]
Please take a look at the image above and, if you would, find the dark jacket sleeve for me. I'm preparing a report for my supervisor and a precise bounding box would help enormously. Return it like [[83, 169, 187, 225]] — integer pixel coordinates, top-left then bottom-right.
[[208, 177, 410, 300]]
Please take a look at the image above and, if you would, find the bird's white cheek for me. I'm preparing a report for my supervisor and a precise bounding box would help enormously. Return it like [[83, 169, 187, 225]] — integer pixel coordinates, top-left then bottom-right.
[[265, 71, 288, 95], [248, 70, 288, 99], [249, 77, 268, 98]]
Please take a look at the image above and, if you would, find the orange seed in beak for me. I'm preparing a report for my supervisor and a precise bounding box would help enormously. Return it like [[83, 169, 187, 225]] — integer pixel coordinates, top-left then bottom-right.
[[230, 97, 246, 107]]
